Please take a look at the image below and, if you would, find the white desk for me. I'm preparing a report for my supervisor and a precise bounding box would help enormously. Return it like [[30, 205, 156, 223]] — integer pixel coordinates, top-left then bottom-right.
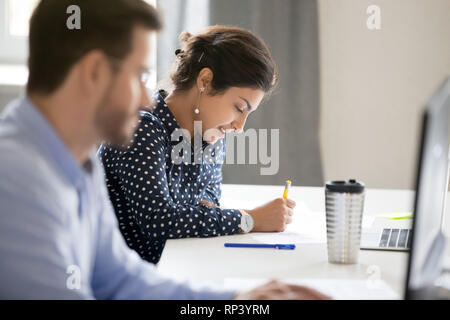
[[157, 184, 450, 297]]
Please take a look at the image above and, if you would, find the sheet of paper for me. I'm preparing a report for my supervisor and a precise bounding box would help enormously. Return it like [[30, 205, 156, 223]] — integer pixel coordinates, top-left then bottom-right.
[[250, 231, 325, 244], [245, 202, 327, 244], [250, 214, 377, 244], [222, 198, 377, 244], [223, 278, 400, 300]]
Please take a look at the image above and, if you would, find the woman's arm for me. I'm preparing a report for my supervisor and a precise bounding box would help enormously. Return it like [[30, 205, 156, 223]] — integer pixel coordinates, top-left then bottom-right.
[[201, 140, 225, 208], [103, 116, 241, 243]]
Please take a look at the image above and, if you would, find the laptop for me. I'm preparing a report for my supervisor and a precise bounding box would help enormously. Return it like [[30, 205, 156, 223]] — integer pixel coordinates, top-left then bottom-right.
[[360, 218, 413, 251], [405, 77, 450, 299], [225, 77, 450, 299], [360, 79, 450, 252], [313, 77, 450, 299], [331, 77, 450, 298]]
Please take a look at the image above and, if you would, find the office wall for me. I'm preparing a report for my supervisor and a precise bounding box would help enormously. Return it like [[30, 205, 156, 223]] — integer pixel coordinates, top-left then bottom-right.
[[0, 85, 22, 114], [318, 0, 450, 190], [2, 0, 449, 191], [209, 0, 323, 187]]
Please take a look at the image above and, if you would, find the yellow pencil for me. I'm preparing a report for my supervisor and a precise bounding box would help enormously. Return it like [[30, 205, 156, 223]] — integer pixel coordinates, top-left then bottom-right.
[[282, 180, 291, 199]]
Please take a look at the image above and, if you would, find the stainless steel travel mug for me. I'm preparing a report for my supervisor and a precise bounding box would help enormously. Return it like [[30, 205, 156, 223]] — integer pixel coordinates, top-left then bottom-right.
[[325, 179, 365, 264]]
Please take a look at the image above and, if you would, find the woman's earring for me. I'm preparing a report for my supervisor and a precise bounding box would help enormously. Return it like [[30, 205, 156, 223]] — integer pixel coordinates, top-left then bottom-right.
[[194, 87, 205, 114]]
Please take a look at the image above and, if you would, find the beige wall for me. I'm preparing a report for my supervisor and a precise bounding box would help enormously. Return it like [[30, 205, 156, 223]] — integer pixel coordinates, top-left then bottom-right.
[[318, 0, 450, 190]]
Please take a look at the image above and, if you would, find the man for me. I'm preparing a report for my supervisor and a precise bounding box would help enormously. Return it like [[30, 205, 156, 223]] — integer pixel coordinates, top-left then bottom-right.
[[0, 0, 328, 300]]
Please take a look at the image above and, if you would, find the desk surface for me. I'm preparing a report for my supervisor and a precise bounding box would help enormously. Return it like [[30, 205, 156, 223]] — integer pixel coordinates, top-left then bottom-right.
[[157, 184, 449, 297]]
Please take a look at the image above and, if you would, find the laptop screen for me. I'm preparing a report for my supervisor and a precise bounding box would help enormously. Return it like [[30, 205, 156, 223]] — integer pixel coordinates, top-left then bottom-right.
[[405, 77, 450, 298]]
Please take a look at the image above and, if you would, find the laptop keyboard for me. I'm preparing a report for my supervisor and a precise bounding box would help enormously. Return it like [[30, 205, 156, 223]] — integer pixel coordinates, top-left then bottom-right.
[[379, 228, 411, 249]]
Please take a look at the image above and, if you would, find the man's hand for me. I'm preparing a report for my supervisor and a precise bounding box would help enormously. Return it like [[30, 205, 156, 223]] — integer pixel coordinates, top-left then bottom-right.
[[234, 279, 332, 300]]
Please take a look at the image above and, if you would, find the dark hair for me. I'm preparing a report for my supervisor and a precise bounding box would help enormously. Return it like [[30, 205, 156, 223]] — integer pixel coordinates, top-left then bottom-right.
[[27, 0, 162, 94], [170, 25, 278, 96]]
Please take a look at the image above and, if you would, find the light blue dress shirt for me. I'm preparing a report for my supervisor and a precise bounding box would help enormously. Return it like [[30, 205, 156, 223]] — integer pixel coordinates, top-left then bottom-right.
[[0, 97, 235, 300]]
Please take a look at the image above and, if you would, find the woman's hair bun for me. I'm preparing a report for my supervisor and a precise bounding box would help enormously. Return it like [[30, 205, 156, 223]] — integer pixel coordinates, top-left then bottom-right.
[[170, 26, 278, 95], [178, 31, 192, 43]]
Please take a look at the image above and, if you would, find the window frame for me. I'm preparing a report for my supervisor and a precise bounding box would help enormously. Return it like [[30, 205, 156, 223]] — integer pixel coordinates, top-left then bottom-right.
[[0, 0, 30, 64], [0, 0, 157, 89]]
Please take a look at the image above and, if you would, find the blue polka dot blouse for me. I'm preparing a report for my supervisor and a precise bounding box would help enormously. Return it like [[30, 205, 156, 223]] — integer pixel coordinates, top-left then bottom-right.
[[98, 90, 241, 264]]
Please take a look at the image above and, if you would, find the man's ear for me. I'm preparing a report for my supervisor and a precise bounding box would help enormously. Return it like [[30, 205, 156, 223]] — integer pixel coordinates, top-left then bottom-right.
[[78, 50, 112, 96], [196, 67, 214, 93]]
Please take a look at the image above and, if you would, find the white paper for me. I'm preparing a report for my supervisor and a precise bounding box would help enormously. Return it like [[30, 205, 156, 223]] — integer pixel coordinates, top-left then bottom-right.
[[246, 202, 326, 244], [249, 214, 377, 245], [222, 198, 376, 245], [224, 278, 400, 300], [250, 231, 325, 244]]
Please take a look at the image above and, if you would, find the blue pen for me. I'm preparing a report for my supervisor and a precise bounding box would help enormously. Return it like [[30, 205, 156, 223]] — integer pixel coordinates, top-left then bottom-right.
[[224, 243, 296, 250]]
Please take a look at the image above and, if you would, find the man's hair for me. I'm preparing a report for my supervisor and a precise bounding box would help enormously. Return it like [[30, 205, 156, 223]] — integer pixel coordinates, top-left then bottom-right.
[[27, 0, 162, 94]]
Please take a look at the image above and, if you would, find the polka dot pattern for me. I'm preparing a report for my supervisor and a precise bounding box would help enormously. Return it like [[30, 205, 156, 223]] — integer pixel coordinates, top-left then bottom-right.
[[98, 91, 241, 264]]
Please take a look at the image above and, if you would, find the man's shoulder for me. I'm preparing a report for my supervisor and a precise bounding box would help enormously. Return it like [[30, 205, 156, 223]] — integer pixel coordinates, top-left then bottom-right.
[[0, 122, 36, 171], [0, 126, 61, 197], [0, 97, 34, 158]]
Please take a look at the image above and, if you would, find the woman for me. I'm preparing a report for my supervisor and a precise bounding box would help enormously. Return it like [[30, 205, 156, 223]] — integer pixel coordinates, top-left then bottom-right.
[[99, 25, 296, 264]]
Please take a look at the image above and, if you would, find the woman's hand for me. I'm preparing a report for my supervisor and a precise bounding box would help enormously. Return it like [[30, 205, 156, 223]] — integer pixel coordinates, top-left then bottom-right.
[[199, 199, 220, 208], [246, 197, 296, 232]]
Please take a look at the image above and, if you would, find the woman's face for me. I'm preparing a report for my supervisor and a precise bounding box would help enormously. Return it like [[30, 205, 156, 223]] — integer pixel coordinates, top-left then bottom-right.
[[198, 86, 265, 144]]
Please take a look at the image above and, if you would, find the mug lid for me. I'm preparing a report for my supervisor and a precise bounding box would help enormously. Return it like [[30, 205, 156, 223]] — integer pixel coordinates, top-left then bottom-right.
[[325, 179, 365, 193]]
